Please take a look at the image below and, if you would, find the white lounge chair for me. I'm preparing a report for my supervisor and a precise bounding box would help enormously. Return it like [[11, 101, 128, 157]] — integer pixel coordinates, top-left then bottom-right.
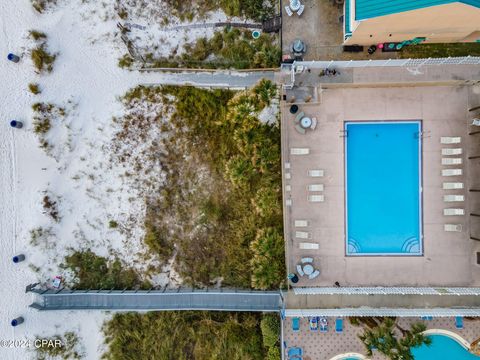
[[296, 264, 304, 276], [294, 220, 309, 227], [299, 242, 319, 250], [444, 208, 465, 216], [308, 184, 324, 192], [441, 137, 461, 144], [308, 269, 320, 279], [285, 172, 291, 180], [308, 195, 324, 202], [444, 195, 465, 202], [285, 5, 293, 16], [443, 182, 464, 190], [442, 158, 462, 165], [284, 162, 291, 169], [295, 124, 306, 134], [442, 169, 462, 176], [295, 231, 311, 239], [308, 169, 324, 177], [285, 185, 291, 192], [442, 148, 462, 156], [444, 224, 462, 232], [297, 4, 305, 15], [301, 257, 313, 264], [291, 147, 310, 155], [311, 117, 317, 130], [286, 199, 292, 206]]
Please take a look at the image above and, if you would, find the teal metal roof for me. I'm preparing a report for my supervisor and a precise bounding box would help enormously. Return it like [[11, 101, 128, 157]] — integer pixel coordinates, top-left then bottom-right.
[[345, 0, 352, 38], [355, 0, 480, 20]]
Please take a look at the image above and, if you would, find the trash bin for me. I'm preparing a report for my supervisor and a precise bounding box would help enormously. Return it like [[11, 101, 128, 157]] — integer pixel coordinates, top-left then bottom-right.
[[7, 53, 20, 63], [13, 254, 26, 263], [10, 120, 23, 129], [11, 317, 24, 327]]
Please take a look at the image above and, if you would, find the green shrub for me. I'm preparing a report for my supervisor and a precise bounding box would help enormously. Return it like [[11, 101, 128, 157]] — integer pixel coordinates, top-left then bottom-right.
[[62, 249, 150, 290], [29, 30, 47, 40], [118, 54, 134, 68], [28, 83, 41, 94], [35, 332, 83, 360], [31, 44, 56, 72], [108, 220, 118, 228], [103, 311, 266, 360], [260, 314, 280, 348]]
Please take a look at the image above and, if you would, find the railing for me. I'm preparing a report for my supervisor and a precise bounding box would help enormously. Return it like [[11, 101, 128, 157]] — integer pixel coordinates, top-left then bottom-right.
[[285, 308, 480, 317], [293, 287, 480, 295]]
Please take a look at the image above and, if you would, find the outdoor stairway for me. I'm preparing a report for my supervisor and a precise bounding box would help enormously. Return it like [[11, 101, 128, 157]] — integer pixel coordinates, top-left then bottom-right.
[[28, 288, 283, 311]]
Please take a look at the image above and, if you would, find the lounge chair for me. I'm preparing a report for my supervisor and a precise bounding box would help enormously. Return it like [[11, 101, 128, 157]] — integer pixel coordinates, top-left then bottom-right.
[[308, 269, 320, 279], [444, 224, 462, 232], [295, 231, 311, 239], [441, 137, 461, 144], [444, 195, 464, 202], [295, 111, 305, 124], [421, 316, 433, 321], [442, 169, 462, 176], [295, 124, 306, 134], [444, 208, 465, 216], [284, 162, 291, 169], [296, 264, 305, 276], [308, 169, 324, 177], [308, 184, 324, 192], [297, 4, 305, 15], [291, 147, 310, 155], [301, 257, 313, 264], [311, 117, 317, 130], [285, 172, 291, 180], [442, 148, 462, 156], [299, 242, 319, 250], [308, 195, 324, 202], [443, 182, 464, 190], [292, 317, 300, 332], [455, 316, 464, 329], [442, 158, 462, 165], [319, 317, 328, 333], [285, 185, 291, 192], [294, 220, 309, 227], [335, 318, 343, 333], [286, 199, 292, 207], [285, 5, 293, 16], [288, 347, 303, 358]]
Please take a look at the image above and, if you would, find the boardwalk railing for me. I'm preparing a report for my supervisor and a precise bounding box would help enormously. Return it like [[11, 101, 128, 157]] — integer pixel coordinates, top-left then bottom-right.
[[293, 287, 480, 296], [28, 288, 283, 312]]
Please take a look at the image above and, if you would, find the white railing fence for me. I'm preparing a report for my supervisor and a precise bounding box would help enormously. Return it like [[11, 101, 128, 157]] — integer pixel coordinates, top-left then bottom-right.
[[293, 287, 480, 296]]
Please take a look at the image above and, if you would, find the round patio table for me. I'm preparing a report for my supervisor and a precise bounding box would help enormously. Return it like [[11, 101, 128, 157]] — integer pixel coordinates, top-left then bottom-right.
[[303, 264, 314, 276], [290, 0, 301, 11], [300, 116, 312, 129]]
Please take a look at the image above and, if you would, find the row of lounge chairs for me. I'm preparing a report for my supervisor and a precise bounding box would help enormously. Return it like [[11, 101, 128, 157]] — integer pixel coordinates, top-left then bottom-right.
[[292, 317, 343, 333], [441, 137, 464, 233]]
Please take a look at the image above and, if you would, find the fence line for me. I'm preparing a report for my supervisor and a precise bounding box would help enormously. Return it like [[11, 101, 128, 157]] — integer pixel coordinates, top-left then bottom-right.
[[293, 287, 480, 296]]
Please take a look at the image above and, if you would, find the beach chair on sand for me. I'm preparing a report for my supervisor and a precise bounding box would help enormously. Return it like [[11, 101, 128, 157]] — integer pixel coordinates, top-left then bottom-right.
[[444, 224, 462, 232], [292, 317, 300, 332], [335, 318, 343, 333], [441, 137, 461, 144], [455, 316, 464, 329]]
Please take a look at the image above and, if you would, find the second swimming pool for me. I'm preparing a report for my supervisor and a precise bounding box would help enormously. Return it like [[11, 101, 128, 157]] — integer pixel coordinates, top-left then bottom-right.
[[345, 121, 422, 256]]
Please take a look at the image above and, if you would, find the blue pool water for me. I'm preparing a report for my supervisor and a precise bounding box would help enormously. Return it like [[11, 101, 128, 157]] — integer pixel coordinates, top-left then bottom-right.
[[412, 335, 480, 359], [345, 121, 422, 255]]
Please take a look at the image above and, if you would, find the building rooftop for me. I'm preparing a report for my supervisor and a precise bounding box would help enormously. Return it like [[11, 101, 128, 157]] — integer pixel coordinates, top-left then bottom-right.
[[355, 0, 480, 20]]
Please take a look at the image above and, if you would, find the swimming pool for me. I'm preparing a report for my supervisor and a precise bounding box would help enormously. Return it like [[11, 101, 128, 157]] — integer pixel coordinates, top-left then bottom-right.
[[412, 335, 480, 360], [345, 121, 422, 255]]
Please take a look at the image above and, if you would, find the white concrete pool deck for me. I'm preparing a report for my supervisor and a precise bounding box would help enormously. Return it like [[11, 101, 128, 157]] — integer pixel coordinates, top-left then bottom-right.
[[282, 83, 480, 287]]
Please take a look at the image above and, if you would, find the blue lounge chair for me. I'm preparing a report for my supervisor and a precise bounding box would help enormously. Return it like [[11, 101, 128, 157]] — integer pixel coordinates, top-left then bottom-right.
[[421, 316, 433, 321], [309, 316, 319, 331], [455, 316, 464, 329], [292, 317, 300, 332], [335, 318, 343, 333], [288, 347, 303, 358], [320, 317, 328, 333]]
